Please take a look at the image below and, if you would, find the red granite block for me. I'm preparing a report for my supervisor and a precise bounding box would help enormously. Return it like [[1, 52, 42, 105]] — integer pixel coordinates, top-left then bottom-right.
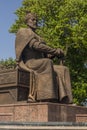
[[0, 102, 86, 122], [76, 114, 87, 122]]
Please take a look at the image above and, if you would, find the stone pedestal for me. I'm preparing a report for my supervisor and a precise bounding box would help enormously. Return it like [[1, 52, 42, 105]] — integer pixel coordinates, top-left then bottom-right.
[[0, 69, 29, 104], [0, 102, 86, 122], [0, 69, 87, 124]]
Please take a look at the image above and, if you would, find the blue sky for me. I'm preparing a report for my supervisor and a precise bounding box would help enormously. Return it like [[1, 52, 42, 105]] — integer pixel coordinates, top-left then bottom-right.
[[0, 0, 23, 60]]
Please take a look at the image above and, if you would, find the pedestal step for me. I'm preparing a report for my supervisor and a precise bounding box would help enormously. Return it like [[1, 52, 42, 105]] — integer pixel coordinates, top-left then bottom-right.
[[0, 122, 86, 130]]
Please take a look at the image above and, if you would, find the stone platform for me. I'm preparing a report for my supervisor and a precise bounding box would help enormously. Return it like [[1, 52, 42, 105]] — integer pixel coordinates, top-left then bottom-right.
[[0, 122, 87, 130], [0, 102, 86, 123]]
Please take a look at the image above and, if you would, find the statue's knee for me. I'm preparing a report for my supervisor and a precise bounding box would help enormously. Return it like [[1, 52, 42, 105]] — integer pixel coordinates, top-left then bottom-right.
[[44, 58, 53, 65]]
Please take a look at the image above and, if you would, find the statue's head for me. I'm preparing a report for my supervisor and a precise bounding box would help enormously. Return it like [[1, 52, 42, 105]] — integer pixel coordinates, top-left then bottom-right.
[[25, 12, 37, 30]]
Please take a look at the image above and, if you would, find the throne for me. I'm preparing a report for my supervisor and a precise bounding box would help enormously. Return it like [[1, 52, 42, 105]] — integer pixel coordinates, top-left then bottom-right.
[[0, 68, 30, 104]]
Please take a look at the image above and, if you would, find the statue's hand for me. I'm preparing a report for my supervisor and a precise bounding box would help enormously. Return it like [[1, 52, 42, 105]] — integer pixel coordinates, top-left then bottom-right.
[[55, 48, 64, 58], [47, 54, 55, 59]]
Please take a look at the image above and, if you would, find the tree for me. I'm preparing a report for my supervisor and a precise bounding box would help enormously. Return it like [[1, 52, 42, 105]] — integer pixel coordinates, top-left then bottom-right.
[[9, 0, 87, 105], [0, 58, 16, 70]]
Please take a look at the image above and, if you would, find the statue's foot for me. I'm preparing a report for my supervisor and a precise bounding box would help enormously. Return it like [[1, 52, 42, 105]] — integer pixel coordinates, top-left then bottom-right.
[[27, 95, 36, 103], [27, 98, 36, 103]]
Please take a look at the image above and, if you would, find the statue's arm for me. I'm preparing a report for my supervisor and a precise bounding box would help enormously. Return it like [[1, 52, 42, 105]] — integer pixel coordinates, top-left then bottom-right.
[[29, 38, 64, 58]]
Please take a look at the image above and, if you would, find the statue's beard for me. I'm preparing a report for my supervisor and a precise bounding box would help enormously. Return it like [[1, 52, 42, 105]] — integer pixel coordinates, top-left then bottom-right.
[[27, 23, 37, 30]]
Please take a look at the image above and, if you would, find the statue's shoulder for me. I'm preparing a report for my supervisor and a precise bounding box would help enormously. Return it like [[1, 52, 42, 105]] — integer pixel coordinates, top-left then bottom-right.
[[17, 28, 28, 34], [17, 28, 33, 33], [17, 28, 33, 36]]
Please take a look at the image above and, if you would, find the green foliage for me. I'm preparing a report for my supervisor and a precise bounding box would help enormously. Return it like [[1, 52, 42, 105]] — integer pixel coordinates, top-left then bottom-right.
[[0, 58, 16, 70], [9, 0, 87, 105]]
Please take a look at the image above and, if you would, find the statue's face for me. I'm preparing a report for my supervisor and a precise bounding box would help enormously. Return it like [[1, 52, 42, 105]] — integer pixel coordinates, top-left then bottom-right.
[[27, 16, 37, 30]]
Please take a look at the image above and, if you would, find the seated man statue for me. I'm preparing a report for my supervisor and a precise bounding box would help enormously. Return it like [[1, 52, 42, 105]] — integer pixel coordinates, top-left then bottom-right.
[[15, 12, 73, 103]]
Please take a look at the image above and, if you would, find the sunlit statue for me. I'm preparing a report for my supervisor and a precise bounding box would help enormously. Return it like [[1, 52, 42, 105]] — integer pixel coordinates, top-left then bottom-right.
[[15, 12, 73, 103]]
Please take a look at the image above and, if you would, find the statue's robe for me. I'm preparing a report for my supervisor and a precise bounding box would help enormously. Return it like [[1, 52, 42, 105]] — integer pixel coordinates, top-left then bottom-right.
[[15, 28, 73, 103]]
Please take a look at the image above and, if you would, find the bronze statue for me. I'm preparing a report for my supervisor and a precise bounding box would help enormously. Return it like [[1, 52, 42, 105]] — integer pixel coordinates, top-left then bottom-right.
[[15, 12, 73, 103]]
